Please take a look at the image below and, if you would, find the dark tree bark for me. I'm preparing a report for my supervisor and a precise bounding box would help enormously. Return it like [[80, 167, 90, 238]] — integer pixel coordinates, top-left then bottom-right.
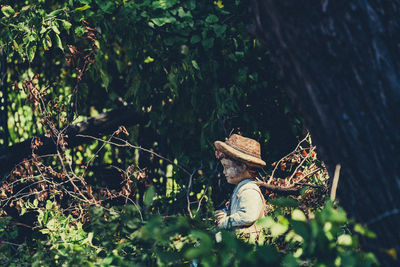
[[252, 0, 400, 262], [0, 105, 147, 179], [0, 47, 8, 148]]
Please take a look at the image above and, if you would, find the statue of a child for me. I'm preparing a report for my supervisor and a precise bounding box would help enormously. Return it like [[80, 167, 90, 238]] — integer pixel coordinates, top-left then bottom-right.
[[214, 134, 266, 234]]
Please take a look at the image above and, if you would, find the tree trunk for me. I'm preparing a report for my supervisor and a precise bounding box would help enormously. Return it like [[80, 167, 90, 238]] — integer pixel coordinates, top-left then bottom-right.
[[0, 105, 147, 179], [0, 47, 8, 148], [252, 0, 400, 263]]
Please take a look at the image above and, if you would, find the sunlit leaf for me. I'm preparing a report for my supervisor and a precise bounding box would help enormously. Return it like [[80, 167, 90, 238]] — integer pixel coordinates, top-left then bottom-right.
[[337, 234, 352, 246], [1, 6, 15, 17], [55, 34, 63, 51], [144, 185, 156, 207], [75, 4, 91, 11], [291, 209, 306, 221]]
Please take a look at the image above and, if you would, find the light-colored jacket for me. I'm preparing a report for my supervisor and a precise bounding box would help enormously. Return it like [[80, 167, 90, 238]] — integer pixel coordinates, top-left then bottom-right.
[[218, 178, 265, 229]]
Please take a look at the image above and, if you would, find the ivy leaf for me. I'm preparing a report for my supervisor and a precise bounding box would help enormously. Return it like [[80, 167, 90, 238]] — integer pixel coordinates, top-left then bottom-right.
[[96, 0, 115, 14], [152, 0, 178, 10], [151, 17, 177, 27], [205, 14, 219, 23], [212, 24, 227, 37], [201, 37, 214, 49], [1, 6, 15, 18], [178, 8, 192, 19]]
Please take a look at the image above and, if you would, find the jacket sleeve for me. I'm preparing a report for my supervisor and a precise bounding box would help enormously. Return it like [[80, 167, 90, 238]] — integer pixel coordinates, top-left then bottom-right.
[[220, 188, 264, 229]]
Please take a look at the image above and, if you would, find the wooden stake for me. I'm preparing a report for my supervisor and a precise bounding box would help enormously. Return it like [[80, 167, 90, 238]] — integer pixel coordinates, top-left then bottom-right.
[[330, 164, 341, 201]]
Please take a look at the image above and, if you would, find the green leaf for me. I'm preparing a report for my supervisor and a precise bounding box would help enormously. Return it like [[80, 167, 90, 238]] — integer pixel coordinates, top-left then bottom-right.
[[291, 209, 307, 221], [40, 26, 48, 34], [337, 234, 353, 246], [271, 222, 288, 237], [43, 33, 52, 50], [33, 199, 38, 208], [191, 60, 200, 70], [184, 230, 213, 259], [270, 197, 299, 208], [51, 25, 60, 35], [178, 8, 192, 19], [354, 224, 376, 238], [152, 0, 178, 10], [190, 35, 201, 44], [45, 200, 53, 210], [43, 211, 48, 225], [61, 20, 72, 31], [340, 252, 356, 266], [256, 216, 274, 228], [1, 6, 15, 18], [143, 185, 156, 207], [205, 14, 219, 23], [27, 45, 36, 61], [20, 207, 26, 216], [319, 201, 347, 223], [55, 34, 63, 51], [75, 4, 91, 11], [256, 245, 280, 263], [184, 0, 196, 10], [291, 221, 309, 240], [201, 37, 214, 49], [282, 254, 299, 267], [151, 17, 177, 27], [46, 9, 63, 18], [144, 56, 154, 63], [96, 0, 115, 13], [212, 24, 227, 37], [74, 26, 85, 37], [102, 257, 113, 265]]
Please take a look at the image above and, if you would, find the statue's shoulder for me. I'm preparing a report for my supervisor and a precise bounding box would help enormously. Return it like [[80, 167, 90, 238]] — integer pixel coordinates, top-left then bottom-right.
[[238, 180, 261, 194]]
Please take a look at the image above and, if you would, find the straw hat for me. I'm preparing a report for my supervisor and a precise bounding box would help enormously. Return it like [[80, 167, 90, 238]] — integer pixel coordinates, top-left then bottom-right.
[[214, 134, 266, 169]]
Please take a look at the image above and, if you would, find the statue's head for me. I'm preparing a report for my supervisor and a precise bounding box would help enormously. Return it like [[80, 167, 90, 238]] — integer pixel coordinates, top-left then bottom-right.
[[214, 134, 266, 185]]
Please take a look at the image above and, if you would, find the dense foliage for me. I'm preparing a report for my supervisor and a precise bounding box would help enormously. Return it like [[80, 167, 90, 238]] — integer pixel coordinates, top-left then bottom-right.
[[0, 199, 378, 266], [0, 0, 378, 266]]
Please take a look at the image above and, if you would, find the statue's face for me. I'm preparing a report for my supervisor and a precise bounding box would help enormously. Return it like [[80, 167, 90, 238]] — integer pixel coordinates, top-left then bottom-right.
[[220, 158, 248, 185]]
